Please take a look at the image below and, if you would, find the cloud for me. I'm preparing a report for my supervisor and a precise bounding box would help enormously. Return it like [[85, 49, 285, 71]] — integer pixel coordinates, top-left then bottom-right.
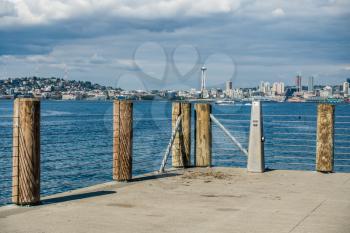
[[0, 0, 349, 87], [0, 0, 241, 28], [0, 0, 15, 17], [272, 8, 285, 17], [89, 53, 107, 64], [2, 0, 350, 28]]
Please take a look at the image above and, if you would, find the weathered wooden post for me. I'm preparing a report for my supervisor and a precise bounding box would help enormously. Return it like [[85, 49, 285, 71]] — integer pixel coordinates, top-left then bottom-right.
[[113, 100, 133, 181], [181, 102, 191, 167], [195, 103, 212, 167], [316, 104, 335, 172], [248, 101, 265, 173], [172, 102, 191, 168], [12, 98, 41, 205]]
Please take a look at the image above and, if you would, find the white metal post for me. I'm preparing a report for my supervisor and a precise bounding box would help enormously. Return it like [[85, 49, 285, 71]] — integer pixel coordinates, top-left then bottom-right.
[[248, 101, 265, 172]]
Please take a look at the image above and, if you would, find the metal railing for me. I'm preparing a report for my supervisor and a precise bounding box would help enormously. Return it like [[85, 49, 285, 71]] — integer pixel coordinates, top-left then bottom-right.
[[1, 101, 350, 206], [0, 115, 14, 205], [334, 106, 350, 172], [263, 114, 317, 170], [40, 114, 113, 198], [211, 112, 250, 168], [0, 101, 174, 206]]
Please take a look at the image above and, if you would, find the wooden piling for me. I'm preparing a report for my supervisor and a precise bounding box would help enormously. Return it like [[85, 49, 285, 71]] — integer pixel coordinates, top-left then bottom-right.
[[172, 102, 191, 168], [316, 104, 335, 172], [172, 102, 181, 167], [181, 102, 191, 167], [113, 100, 133, 181], [12, 98, 41, 205], [195, 103, 212, 167]]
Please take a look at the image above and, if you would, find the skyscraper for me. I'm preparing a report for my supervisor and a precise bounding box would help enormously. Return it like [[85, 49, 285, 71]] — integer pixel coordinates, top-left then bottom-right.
[[226, 81, 232, 92], [295, 75, 302, 92], [225, 80, 233, 98], [260, 81, 270, 94], [308, 76, 314, 92], [343, 81, 349, 96], [272, 82, 285, 95]]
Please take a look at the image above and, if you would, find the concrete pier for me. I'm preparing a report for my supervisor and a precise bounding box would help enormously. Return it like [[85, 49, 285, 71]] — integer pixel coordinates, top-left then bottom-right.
[[0, 168, 349, 233]]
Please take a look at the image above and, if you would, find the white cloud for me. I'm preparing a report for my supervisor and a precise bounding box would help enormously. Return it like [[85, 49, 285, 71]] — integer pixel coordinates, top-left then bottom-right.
[[0, 0, 15, 17], [0, 0, 241, 27], [90, 53, 107, 64], [1, 0, 349, 28], [272, 8, 285, 17]]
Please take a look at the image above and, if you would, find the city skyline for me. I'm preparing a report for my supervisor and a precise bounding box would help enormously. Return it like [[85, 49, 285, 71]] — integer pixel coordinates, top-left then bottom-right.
[[1, 75, 349, 102], [0, 1, 349, 89], [1, 72, 348, 90]]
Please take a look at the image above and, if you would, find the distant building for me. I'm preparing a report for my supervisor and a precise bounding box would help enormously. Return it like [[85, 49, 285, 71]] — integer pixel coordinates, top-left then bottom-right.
[[202, 89, 209, 99], [226, 81, 232, 91], [259, 81, 270, 94], [62, 92, 82, 100], [320, 86, 333, 98], [308, 76, 314, 92], [295, 75, 302, 92], [272, 82, 285, 95], [343, 81, 349, 97], [233, 88, 244, 99], [62, 93, 77, 100], [225, 81, 233, 98]]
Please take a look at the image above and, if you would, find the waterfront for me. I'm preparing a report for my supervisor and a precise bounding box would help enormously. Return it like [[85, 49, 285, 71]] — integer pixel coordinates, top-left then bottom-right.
[[0, 100, 350, 205]]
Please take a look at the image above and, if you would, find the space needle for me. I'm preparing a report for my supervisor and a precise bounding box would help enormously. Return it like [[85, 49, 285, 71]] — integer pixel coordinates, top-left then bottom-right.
[[200, 66, 207, 98]]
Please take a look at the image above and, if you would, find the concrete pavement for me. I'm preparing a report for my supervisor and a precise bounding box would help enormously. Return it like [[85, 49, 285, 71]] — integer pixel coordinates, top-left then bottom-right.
[[0, 168, 349, 233]]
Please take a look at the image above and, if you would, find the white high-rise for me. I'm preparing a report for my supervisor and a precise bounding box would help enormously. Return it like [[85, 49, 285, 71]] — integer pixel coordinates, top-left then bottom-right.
[[272, 82, 285, 95], [343, 81, 349, 96], [308, 76, 314, 92], [260, 81, 271, 94]]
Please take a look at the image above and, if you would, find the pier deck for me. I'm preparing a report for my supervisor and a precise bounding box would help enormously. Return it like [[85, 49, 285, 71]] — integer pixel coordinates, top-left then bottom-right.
[[1, 168, 350, 233]]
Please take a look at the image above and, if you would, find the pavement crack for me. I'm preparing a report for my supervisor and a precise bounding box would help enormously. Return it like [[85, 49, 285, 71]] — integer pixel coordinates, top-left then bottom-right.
[[288, 199, 326, 233], [343, 177, 350, 185]]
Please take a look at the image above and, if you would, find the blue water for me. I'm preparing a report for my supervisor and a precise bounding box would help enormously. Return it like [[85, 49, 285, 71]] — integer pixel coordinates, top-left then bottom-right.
[[0, 100, 349, 205]]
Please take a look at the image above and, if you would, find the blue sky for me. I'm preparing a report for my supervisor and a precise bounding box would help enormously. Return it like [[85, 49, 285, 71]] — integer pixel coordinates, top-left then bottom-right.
[[0, 0, 349, 90]]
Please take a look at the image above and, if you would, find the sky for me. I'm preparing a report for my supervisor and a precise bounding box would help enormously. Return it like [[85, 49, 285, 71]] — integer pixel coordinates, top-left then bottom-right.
[[0, 0, 349, 90]]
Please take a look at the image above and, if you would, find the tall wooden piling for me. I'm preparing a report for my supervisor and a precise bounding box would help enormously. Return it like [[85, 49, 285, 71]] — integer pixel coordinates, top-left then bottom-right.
[[12, 98, 41, 205], [195, 103, 212, 167], [113, 100, 133, 181], [181, 102, 191, 167], [316, 104, 335, 172], [172, 102, 191, 168]]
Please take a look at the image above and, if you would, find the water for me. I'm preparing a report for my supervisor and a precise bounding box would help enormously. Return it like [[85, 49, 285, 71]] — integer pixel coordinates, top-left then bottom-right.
[[1, 100, 349, 205]]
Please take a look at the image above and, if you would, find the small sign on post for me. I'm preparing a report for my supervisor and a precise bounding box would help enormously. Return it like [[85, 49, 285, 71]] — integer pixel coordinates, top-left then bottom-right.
[[248, 101, 265, 173]]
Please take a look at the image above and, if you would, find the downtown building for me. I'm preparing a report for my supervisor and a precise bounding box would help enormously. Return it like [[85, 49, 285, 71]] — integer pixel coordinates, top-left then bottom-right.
[[272, 82, 285, 95]]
